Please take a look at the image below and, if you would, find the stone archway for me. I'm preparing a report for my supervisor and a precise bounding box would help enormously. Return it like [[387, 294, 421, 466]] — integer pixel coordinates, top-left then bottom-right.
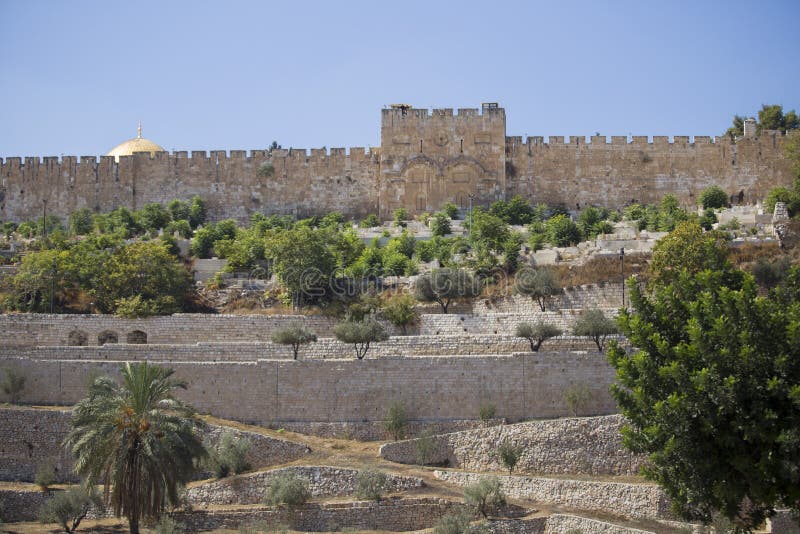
[[126, 330, 147, 344], [98, 330, 118, 346], [67, 330, 88, 346]]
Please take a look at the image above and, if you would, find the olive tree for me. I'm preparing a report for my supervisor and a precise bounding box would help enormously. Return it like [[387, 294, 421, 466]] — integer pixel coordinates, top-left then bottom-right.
[[270, 323, 317, 359], [515, 267, 561, 311], [572, 308, 618, 352], [514, 321, 562, 352], [414, 268, 481, 314], [334, 318, 389, 359]]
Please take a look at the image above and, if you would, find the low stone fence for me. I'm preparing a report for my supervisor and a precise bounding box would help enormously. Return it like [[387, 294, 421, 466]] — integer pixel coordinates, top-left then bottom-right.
[[0, 407, 310, 483], [379, 415, 642, 476], [419, 309, 620, 336], [171, 497, 464, 532], [0, 487, 50, 522], [434, 470, 672, 521], [278, 418, 505, 442], [544, 514, 656, 534], [185, 466, 423, 505]]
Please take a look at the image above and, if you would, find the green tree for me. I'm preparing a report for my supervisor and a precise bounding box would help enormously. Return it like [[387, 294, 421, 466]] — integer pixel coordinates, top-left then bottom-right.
[[167, 199, 191, 222], [469, 211, 510, 253], [135, 203, 171, 233], [384, 400, 408, 441], [515, 267, 561, 311], [608, 267, 800, 528], [188, 196, 207, 229], [430, 212, 452, 237], [334, 318, 389, 359], [442, 202, 460, 219], [381, 294, 419, 335], [96, 241, 191, 314], [65, 362, 207, 534], [360, 213, 380, 228], [463, 477, 506, 519], [648, 220, 732, 288], [38, 486, 103, 534], [414, 268, 481, 313], [264, 472, 310, 512], [514, 321, 562, 352], [572, 308, 618, 352], [69, 208, 94, 235], [699, 208, 718, 231], [270, 323, 317, 359], [699, 185, 728, 209], [546, 214, 581, 246], [497, 440, 523, 475], [355, 468, 389, 501], [758, 104, 799, 133], [265, 226, 337, 309]]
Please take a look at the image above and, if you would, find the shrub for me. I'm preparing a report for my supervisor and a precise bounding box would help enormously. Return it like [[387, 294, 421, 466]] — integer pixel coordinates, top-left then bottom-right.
[[572, 308, 618, 352], [38, 486, 102, 533], [751, 257, 792, 289], [257, 161, 275, 178], [514, 321, 562, 352], [264, 473, 310, 511], [393, 207, 409, 227], [270, 323, 317, 359], [355, 468, 389, 501], [384, 400, 408, 441], [415, 428, 437, 466], [203, 431, 252, 478], [35, 462, 56, 492], [334, 318, 389, 359], [359, 214, 381, 228], [565, 384, 592, 417], [381, 294, 418, 335], [442, 202, 460, 219], [699, 185, 729, 209], [478, 402, 496, 422], [430, 212, 452, 236], [497, 440, 524, 475], [1, 367, 26, 404], [433, 509, 485, 534], [463, 477, 506, 519]]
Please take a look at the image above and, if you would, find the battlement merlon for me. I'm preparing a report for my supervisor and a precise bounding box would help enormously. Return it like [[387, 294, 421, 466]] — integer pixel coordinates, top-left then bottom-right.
[[503, 132, 790, 149], [381, 104, 506, 125]]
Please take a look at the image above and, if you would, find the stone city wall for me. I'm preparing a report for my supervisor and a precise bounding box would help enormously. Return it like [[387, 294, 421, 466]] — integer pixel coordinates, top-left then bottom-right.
[[1, 352, 619, 424], [0, 407, 310, 483], [2, 104, 794, 223], [184, 466, 423, 505], [170, 497, 464, 532], [379, 414, 643, 476], [434, 470, 672, 521]]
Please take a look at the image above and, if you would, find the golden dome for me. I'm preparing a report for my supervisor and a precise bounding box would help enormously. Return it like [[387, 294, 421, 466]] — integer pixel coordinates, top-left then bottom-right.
[[107, 123, 165, 161]]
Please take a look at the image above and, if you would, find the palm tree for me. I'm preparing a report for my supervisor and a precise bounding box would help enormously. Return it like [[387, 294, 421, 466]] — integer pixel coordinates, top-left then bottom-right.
[[65, 362, 206, 534]]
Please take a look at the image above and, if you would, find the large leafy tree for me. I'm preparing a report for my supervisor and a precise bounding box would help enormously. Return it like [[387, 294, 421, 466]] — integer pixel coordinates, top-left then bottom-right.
[[608, 237, 800, 526], [414, 268, 481, 313], [65, 362, 206, 534]]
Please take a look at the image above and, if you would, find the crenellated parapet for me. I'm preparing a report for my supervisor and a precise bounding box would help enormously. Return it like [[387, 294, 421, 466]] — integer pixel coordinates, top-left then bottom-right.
[[0, 104, 795, 223]]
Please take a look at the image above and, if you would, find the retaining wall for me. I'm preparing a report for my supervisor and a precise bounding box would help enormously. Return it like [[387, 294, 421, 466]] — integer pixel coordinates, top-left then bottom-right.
[[379, 414, 643, 476], [0, 407, 310, 483], [1, 352, 619, 424], [434, 470, 672, 521]]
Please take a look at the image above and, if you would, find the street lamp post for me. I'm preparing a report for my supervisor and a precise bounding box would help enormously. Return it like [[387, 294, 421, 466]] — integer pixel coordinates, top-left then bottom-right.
[[619, 247, 625, 308]]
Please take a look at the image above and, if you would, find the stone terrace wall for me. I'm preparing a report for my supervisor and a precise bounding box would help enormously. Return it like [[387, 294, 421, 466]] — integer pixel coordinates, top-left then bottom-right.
[[544, 514, 656, 534], [0, 407, 310, 483], [0, 313, 343, 348], [1, 352, 619, 424], [435, 470, 671, 521], [0, 487, 51, 522], [3, 334, 609, 362], [170, 497, 463, 532], [185, 466, 423, 505], [379, 414, 643, 476], [473, 283, 625, 314], [418, 310, 620, 336], [277, 418, 505, 442]]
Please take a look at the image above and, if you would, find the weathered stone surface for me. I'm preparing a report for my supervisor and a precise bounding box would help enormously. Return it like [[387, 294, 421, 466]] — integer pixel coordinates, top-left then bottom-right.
[[0, 407, 310, 483], [185, 466, 423, 505], [434, 470, 672, 521], [544, 514, 656, 534], [380, 414, 643, 476]]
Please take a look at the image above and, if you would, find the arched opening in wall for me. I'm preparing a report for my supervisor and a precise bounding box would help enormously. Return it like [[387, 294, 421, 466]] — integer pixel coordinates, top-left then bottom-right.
[[455, 191, 470, 210], [67, 330, 88, 346], [98, 330, 119, 346], [416, 195, 427, 211], [126, 330, 147, 344]]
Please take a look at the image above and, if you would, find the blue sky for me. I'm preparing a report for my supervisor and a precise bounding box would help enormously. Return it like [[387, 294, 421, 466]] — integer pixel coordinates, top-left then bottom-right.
[[1, 0, 798, 157]]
